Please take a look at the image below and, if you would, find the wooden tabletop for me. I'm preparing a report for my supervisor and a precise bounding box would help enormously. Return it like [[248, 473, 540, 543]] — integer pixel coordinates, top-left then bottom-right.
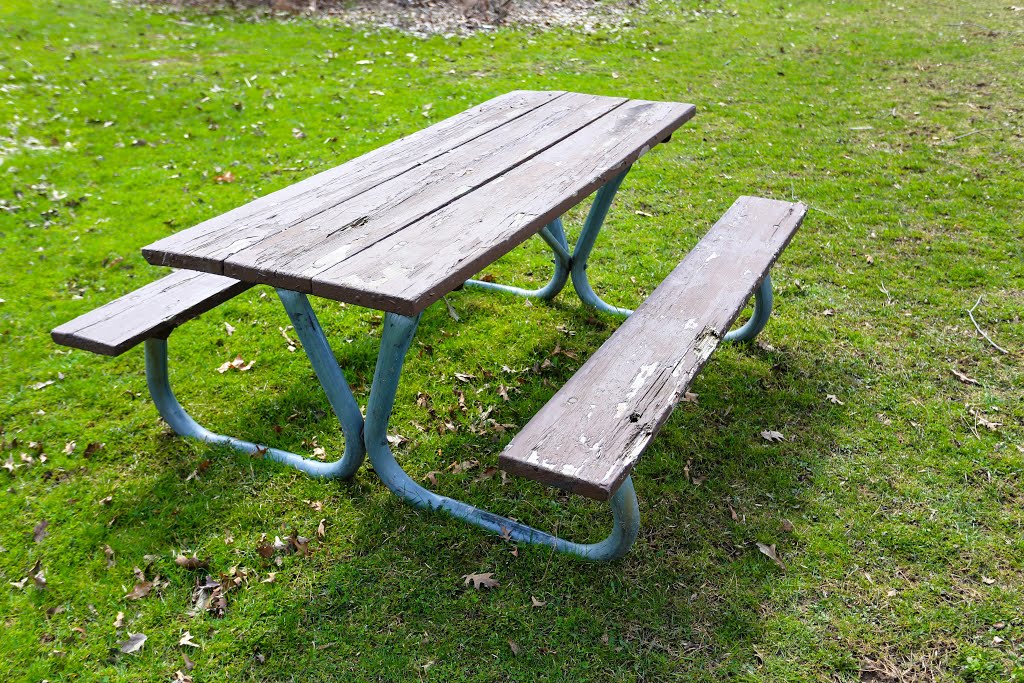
[[143, 91, 695, 316]]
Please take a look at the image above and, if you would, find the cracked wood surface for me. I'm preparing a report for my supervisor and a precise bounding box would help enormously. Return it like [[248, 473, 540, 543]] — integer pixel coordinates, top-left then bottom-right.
[[499, 197, 807, 501], [51, 270, 251, 356], [142, 91, 695, 314]]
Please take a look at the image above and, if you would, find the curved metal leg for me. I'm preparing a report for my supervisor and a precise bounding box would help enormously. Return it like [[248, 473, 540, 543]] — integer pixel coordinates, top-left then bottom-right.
[[724, 274, 773, 342], [143, 289, 367, 479], [464, 218, 571, 301], [570, 168, 634, 317], [362, 312, 640, 561]]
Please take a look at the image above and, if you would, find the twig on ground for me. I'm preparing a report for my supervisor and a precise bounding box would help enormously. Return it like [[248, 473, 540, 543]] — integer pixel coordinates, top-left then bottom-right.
[[949, 128, 998, 142], [968, 295, 1008, 354]]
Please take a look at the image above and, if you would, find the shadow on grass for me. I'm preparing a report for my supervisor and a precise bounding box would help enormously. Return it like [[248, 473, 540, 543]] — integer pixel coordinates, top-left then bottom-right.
[[95, 295, 841, 680]]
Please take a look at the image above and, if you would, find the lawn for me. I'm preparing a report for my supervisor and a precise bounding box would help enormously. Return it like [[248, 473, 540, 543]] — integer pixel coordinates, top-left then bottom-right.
[[1, 0, 1022, 680]]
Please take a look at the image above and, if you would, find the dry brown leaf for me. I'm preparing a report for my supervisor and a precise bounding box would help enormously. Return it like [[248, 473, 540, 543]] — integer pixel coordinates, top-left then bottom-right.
[[498, 385, 510, 401], [462, 572, 499, 590], [423, 471, 440, 487], [173, 671, 194, 683], [33, 520, 49, 543], [83, 442, 102, 458], [10, 576, 29, 590], [682, 391, 699, 404], [530, 596, 546, 608], [113, 611, 124, 628], [453, 372, 476, 383], [256, 543, 275, 559], [63, 441, 76, 455], [780, 519, 795, 533], [261, 572, 276, 584], [508, 640, 521, 656], [175, 555, 210, 570], [33, 568, 47, 588], [103, 544, 116, 569], [119, 632, 147, 654], [825, 394, 845, 405], [125, 581, 153, 600], [760, 430, 785, 443], [316, 518, 326, 540], [756, 542, 786, 571], [179, 631, 200, 648], [728, 504, 739, 522]]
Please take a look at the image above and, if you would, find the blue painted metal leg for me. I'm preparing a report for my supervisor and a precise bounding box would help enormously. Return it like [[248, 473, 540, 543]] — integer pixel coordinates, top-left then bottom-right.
[[464, 218, 571, 301], [363, 312, 641, 561], [724, 274, 774, 342], [143, 290, 367, 479], [570, 168, 634, 317]]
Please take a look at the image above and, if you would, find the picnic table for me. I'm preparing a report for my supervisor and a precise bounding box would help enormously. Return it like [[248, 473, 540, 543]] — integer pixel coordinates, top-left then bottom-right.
[[53, 91, 806, 560]]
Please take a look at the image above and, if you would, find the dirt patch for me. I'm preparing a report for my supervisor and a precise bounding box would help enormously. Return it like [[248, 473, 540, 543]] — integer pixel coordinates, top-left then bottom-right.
[[150, 0, 642, 36]]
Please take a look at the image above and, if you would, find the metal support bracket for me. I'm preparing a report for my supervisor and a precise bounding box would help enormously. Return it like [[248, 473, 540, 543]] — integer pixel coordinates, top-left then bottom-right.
[[143, 290, 366, 479], [363, 312, 641, 561]]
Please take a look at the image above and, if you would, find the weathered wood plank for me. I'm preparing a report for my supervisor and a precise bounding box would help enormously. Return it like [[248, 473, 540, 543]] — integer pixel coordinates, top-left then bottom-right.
[[142, 90, 565, 273], [498, 197, 807, 500], [51, 270, 251, 356], [310, 99, 696, 313], [220, 92, 627, 292]]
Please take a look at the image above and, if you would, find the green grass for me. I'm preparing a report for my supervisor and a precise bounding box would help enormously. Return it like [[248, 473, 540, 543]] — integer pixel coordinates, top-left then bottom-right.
[[1, 0, 1022, 680]]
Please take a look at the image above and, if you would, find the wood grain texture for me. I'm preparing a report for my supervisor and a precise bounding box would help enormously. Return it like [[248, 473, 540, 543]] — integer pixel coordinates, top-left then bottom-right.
[[310, 99, 696, 314], [142, 90, 564, 273], [219, 92, 627, 292], [499, 197, 807, 500], [51, 270, 251, 356]]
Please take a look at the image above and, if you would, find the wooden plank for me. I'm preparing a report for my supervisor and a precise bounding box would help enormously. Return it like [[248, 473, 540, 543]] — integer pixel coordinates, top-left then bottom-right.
[[310, 99, 696, 314], [498, 197, 807, 500], [51, 270, 251, 356], [142, 90, 565, 273], [219, 92, 627, 292]]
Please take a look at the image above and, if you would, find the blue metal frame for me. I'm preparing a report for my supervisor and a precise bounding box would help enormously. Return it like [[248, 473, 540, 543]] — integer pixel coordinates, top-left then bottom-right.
[[143, 290, 366, 479], [142, 171, 778, 561], [362, 313, 640, 561]]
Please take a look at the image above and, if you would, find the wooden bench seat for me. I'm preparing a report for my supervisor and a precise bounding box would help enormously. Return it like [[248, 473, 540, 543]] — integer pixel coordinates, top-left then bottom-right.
[[499, 196, 807, 501], [51, 270, 251, 356]]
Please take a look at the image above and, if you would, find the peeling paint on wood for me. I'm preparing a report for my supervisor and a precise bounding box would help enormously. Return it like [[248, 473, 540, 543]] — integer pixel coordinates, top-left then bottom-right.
[[499, 197, 807, 500]]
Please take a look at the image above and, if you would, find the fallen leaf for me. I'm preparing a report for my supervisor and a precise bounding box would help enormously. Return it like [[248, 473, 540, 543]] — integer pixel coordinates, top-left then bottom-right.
[[982, 576, 996, 585], [214, 171, 235, 184], [780, 519, 795, 533], [423, 471, 440, 487], [508, 640, 521, 656], [760, 430, 785, 443], [756, 542, 786, 571], [183, 651, 196, 670], [530, 596, 546, 608], [865, 254, 874, 265], [443, 296, 460, 322], [33, 568, 46, 588], [224, 322, 235, 336], [173, 671, 193, 683], [179, 631, 200, 647], [825, 394, 845, 405], [63, 441, 76, 455], [316, 518, 326, 540], [83, 442, 102, 458], [31, 380, 55, 390], [951, 368, 981, 386], [453, 372, 476, 383], [728, 504, 739, 522], [175, 555, 210, 570], [33, 520, 49, 543], [103, 544, 116, 568], [113, 611, 124, 628], [119, 632, 147, 654], [99, 495, 113, 506], [261, 572, 276, 584], [256, 543, 275, 559], [125, 581, 153, 600], [681, 391, 699, 404], [462, 572, 499, 590]]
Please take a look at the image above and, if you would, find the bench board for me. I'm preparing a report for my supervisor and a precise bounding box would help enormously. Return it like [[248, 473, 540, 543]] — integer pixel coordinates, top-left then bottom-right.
[[51, 270, 251, 356], [499, 197, 807, 501], [142, 91, 695, 315]]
